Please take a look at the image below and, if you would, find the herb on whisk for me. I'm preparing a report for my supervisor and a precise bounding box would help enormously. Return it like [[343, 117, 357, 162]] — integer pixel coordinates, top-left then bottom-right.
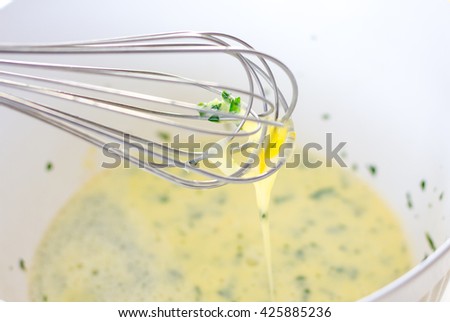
[[230, 96, 241, 113], [199, 91, 241, 122], [222, 90, 231, 102]]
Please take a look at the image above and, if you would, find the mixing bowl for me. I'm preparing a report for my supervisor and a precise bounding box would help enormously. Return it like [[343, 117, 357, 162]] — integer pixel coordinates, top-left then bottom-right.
[[1, 0, 450, 301]]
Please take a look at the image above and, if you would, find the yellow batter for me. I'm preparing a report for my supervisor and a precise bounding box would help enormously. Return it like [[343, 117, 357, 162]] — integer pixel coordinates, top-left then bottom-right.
[[28, 160, 411, 301]]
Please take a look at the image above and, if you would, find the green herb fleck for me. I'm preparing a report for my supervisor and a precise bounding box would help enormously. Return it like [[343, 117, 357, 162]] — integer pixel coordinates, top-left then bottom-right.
[[420, 180, 426, 191], [295, 249, 305, 260], [42, 295, 48, 302], [199, 91, 241, 123], [194, 286, 202, 301], [222, 91, 231, 102], [426, 232, 437, 252], [296, 275, 306, 282], [217, 287, 233, 300], [92, 269, 99, 276], [322, 113, 330, 120], [327, 223, 347, 234], [367, 165, 377, 176], [351, 164, 358, 171], [339, 245, 348, 252], [189, 159, 199, 167], [216, 195, 227, 205], [229, 96, 241, 113], [159, 195, 169, 203], [273, 194, 294, 205], [46, 162, 53, 172], [157, 131, 170, 141], [208, 115, 220, 122], [439, 192, 444, 201], [211, 103, 222, 110], [330, 266, 358, 279], [310, 187, 335, 200], [235, 245, 244, 259], [168, 270, 183, 280], [260, 213, 267, 219], [302, 288, 311, 301], [19, 258, 26, 271], [406, 193, 413, 209]]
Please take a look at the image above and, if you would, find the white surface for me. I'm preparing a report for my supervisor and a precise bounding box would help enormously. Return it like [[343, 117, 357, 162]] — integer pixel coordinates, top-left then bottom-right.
[[1, 302, 450, 321], [0, 0, 12, 10], [0, 0, 450, 301]]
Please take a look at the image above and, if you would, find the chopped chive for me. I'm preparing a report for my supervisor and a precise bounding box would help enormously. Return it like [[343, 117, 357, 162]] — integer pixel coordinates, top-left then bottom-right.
[[46, 162, 53, 172], [159, 195, 169, 203], [296, 275, 306, 282], [211, 103, 222, 110], [157, 131, 170, 141], [217, 287, 233, 300], [322, 113, 330, 120], [426, 232, 437, 252], [208, 115, 220, 122], [221, 90, 231, 102], [189, 159, 199, 167], [168, 269, 183, 280], [310, 187, 335, 200], [194, 286, 202, 301], [216, 195, 227, 205], [19, 258, 26, 271], [295, 249, 305, 259], [199, 90, 241, 123], [439, 192, 444, 201], [273, 194, 294, 205], [420, 180, 426, 191], [260, 213, 267, 219], [229, 96, 241, 113], [367, 165, 377, 176], [301, 288, 311, 301], [406, 193, 413, 209], [330, 266, 358, 279], [235, 245, 244, 259]]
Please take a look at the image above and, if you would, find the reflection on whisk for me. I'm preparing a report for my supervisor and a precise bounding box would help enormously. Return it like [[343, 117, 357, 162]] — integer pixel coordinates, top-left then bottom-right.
[[0, 31, 298, 188]]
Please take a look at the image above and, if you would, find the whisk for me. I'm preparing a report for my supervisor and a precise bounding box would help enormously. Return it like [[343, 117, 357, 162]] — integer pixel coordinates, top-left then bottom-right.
[[0, 31, 298, 188]]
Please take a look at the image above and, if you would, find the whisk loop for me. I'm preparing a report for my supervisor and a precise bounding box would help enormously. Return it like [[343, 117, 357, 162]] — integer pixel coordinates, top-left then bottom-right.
[[0, 31, 298, 188]]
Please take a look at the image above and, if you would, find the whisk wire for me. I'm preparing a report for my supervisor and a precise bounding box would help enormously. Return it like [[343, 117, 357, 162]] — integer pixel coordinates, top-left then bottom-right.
[[0, 31, 298, 188]]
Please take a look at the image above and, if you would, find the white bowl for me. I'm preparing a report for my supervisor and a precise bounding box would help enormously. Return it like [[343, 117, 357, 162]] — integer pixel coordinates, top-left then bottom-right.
[[1, 0, 450, 301]]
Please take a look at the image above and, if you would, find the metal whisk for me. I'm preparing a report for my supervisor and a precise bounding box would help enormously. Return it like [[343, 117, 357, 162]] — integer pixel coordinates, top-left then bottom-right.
[[0, 31, 298, 188]]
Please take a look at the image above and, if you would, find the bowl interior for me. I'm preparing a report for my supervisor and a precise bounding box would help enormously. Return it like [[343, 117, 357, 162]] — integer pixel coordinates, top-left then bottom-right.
[[1, 0, 450, 301]]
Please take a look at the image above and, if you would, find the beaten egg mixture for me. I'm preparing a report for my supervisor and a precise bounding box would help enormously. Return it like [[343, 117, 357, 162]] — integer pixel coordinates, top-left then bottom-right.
[[29, 160, 411, 301]]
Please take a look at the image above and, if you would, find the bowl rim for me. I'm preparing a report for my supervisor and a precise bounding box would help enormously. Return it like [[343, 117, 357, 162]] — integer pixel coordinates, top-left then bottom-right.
[[362, 237, 450, 301]]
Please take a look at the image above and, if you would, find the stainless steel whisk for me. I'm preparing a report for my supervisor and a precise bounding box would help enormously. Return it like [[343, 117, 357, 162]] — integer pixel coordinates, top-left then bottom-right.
[[0, 31, 298, 188]]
